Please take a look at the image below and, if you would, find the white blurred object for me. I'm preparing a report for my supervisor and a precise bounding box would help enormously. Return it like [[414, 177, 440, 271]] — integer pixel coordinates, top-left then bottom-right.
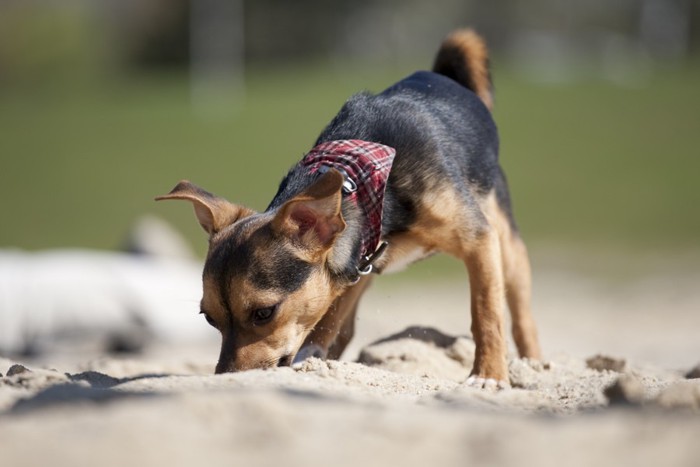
[[122, 215, 197, 261], [0, 218, 214, 356]]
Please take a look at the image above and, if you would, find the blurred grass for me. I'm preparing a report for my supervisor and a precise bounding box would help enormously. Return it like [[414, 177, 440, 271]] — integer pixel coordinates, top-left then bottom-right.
[[1, 61, 699, 261], [495, 65, 700, 251]]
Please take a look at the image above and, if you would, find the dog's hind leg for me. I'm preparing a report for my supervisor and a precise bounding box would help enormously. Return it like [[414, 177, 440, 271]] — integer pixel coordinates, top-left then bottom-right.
[[295, 275, 373, 363], [500, 230, 541, 359], [483, 189, 542, 360]]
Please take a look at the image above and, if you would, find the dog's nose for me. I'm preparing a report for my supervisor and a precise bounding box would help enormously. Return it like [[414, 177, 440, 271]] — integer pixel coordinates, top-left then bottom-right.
[[214, 361, 233, 374], [277, 354, 293, 367]]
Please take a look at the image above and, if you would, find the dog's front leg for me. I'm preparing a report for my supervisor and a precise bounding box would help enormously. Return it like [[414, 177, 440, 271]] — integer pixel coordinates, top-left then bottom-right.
[[464, 230, 509, 389], [294, 275, 373, 364]]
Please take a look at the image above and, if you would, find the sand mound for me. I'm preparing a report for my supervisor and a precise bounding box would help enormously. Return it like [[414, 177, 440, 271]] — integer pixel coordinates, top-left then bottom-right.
[[3, 266, 700, 467], [1, 328, 697, 416], [358, 326, 474, 381], [2, 329, 700, 467]]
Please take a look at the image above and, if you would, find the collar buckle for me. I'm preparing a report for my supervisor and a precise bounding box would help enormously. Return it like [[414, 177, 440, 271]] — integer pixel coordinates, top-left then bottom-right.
[[356, 241, 389, 277], [318, 165, 357, 194]]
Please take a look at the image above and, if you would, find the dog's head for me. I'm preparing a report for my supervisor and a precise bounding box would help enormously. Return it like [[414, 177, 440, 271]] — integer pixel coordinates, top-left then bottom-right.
[[157, 170, 350, 373]]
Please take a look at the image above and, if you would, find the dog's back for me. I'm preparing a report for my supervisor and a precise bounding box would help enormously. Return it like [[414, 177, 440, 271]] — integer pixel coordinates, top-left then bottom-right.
[[312, 29, 512, 236]]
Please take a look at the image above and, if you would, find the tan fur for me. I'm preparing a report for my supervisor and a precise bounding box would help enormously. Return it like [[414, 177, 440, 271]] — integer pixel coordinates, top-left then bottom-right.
[[415, 187, 510, 380], [209, 266, 343, 372], [480, 192, 541, 360], [375, 185, 540, 381], [156, 30, 542, 385], [155, 180, 254, 234], [464, 229, 508, 381], [303, 275, 373, 359], [378, 185, 481, 270], [163, 168, 540, 382], [433, 29, 493, 112], [273, 170, 346, 256], [160, 174, 353, 373]]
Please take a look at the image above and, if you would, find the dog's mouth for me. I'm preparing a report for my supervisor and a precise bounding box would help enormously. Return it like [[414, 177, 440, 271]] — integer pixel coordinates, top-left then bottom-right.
[[277, 354, 293, 367]]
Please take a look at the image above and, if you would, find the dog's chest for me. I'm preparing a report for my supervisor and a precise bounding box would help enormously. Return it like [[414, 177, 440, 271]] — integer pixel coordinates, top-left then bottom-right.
[[379, 240, 434, 274]]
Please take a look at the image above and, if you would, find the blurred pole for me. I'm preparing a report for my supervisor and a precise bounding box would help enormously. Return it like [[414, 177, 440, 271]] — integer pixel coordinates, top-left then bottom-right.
[[640, 0, 690, 63], [190, 0, 245, 118]]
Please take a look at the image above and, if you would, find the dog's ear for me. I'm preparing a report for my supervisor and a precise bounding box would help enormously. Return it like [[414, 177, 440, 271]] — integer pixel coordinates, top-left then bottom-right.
[[155, 180, 255, 235], [273, 169, 346, 251]]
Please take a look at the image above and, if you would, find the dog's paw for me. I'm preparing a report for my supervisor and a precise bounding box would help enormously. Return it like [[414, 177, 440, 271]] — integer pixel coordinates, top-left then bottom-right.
[[292, 344, 327, 366], [465, 376, 510, 391]]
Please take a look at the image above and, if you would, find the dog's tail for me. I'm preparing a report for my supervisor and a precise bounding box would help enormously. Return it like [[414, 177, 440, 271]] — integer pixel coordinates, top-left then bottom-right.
[[432, 29, 493, 112]]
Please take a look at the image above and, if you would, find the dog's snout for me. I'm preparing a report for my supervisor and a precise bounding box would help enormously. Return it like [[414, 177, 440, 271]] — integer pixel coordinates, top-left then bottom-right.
[[277, 354, 293, 367]]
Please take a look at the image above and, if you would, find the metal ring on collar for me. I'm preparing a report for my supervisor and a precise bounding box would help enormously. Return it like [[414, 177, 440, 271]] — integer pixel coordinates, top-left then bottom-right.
[[317, 165, 357, 194]]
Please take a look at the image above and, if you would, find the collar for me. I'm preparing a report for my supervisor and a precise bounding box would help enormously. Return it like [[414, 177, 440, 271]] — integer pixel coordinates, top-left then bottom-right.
[[300, 139, 396, 275]]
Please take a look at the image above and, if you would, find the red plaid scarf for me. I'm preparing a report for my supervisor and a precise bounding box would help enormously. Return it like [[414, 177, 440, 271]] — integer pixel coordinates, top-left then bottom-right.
[[301, 140, 396, 264]]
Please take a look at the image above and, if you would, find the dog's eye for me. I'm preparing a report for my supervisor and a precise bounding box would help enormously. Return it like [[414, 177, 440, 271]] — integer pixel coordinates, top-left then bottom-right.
[[252, 305, 278, 326]]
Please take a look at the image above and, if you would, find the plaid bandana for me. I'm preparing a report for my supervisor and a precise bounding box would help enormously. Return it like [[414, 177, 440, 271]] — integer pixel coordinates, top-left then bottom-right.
[[301, 139, 396, 264]]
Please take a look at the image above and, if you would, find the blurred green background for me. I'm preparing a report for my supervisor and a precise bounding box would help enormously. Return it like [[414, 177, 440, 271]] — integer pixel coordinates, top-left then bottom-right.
[[1, 0, 699, 268]]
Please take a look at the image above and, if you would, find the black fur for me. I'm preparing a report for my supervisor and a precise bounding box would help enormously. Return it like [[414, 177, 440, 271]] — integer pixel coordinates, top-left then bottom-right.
[[206, 223, 313, 307], [432, 45, 493, 103], [268, 70, 517, 274]]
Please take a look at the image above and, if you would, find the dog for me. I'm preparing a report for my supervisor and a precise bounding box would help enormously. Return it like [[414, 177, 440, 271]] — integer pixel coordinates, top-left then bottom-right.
[[157, 29, 541, 388]]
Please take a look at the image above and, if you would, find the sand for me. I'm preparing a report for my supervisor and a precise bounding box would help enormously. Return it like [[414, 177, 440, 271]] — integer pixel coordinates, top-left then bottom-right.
[[1, 265, 699, 467]]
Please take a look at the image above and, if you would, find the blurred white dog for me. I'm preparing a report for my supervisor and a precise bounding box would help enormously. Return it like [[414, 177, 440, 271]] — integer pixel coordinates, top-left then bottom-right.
[[0, 217, 214, 356]]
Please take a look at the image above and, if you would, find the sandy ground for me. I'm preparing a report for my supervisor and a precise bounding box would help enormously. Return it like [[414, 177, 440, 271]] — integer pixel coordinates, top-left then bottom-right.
[[1, 259, 699, 467]]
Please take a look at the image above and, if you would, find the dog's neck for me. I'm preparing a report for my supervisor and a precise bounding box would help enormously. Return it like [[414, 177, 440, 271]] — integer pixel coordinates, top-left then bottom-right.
[[268, 139, 396, 282]]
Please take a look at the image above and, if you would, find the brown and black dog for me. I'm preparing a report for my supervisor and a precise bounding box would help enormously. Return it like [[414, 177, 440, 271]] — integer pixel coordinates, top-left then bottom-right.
[[157, 29, 541, 388]]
